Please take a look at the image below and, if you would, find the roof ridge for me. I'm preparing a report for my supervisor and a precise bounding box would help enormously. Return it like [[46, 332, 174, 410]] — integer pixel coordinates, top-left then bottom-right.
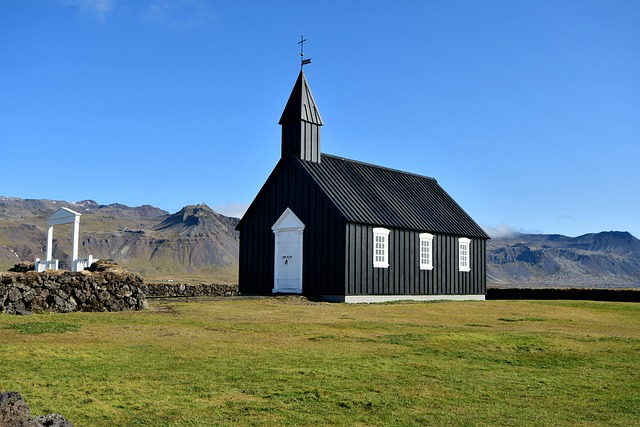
[[320, 152, 437, 182]]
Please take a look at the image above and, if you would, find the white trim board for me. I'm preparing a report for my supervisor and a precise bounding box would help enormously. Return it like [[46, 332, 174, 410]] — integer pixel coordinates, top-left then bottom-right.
[[320, 294, 486, 303]]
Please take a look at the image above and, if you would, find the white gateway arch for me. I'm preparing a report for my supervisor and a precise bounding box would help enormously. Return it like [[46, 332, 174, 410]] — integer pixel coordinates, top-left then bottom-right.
[[35, 207, 95, 272]]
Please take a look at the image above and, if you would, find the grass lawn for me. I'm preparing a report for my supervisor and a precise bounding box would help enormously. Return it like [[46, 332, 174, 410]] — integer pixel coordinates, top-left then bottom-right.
[[1, 297, 639, 426]]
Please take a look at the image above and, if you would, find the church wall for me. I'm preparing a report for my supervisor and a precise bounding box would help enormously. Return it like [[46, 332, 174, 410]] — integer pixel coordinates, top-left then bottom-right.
[[345, 224, 486, 296]]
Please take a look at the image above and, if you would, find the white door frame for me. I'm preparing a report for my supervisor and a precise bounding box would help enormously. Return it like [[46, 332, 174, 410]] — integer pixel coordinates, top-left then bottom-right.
[[272, 207, 305, 294]]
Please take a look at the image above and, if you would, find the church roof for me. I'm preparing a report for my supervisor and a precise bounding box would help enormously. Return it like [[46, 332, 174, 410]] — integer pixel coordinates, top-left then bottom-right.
[[278, 70, 323, 125], [295, 153, 490, 239]]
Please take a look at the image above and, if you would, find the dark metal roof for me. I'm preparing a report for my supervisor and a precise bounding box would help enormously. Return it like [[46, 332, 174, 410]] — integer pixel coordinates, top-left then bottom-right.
[[296, 153, 490, 239], [278, 70, 323, 126]]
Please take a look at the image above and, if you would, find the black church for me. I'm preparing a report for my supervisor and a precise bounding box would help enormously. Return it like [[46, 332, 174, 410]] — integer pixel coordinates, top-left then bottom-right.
[[236, 70, 489, 302]]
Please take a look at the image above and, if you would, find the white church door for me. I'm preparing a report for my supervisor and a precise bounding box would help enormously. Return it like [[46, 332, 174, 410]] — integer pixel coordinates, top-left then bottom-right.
[[272, 208, 305, 294]]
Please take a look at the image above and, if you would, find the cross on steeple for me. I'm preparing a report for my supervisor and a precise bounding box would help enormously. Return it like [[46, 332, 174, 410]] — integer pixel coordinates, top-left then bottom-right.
[[298, 35, 311, 68]]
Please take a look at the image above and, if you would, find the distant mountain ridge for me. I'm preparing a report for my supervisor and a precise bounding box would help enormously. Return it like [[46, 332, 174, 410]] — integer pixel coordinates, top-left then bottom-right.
[[0, 197, 168, 220], [2, 196, 639, 287], [488, 231, 640, 288], [0, 197, 239, 282]]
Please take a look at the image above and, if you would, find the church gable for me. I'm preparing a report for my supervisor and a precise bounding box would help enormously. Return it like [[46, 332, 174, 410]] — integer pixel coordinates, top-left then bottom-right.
[[236, 154, 345, 233]]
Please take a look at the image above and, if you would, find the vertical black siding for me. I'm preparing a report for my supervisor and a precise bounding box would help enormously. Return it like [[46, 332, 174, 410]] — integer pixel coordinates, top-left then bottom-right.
[[239, 158, 487, 298], [345, 224, 486, 296], [237, 156, 346, 295], [281, 122, 321, 163]]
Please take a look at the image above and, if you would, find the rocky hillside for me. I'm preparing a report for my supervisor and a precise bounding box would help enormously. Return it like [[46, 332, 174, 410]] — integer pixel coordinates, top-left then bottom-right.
[[488, 231, 640, 288], [3, 196, 639, 288], [0, 197, 239, 282]]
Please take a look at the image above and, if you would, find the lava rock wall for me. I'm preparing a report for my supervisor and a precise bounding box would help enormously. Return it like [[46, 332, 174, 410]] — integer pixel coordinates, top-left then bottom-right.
[[0, 271, 148, 315], [141, 282, 239, 298]]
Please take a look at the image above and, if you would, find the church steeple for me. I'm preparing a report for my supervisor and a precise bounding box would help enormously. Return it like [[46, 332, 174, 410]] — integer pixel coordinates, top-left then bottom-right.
[[279, 70, 323, 163]]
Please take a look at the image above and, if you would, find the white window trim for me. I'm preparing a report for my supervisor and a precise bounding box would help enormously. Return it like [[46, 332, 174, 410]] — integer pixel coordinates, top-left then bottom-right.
[[419, 233, 434, 270], [373, 227, 390, 268], [458, 237, 471, 272]]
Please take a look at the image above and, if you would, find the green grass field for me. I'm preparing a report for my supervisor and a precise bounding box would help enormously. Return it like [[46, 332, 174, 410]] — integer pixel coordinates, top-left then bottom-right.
[[1, 298, 639, 426]]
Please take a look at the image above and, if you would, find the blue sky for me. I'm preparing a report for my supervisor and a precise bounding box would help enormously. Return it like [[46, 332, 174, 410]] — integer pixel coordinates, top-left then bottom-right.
[[1, 0, 639, 238]]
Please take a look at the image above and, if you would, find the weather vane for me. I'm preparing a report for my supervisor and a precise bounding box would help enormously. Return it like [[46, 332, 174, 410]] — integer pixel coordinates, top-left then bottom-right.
[[299, 35, 312, 68]]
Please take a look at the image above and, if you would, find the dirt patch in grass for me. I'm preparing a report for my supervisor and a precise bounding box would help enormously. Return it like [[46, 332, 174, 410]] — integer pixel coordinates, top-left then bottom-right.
[[148, 304, 180, 314]]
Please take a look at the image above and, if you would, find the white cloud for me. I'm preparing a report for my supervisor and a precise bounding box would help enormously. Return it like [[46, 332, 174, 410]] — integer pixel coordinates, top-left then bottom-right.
[[482, 223, 520, 239], [214, 203, 249, 219], [143, 0, 216, 29], [482, 223, 546, 239], [59, 0, 115, 23]]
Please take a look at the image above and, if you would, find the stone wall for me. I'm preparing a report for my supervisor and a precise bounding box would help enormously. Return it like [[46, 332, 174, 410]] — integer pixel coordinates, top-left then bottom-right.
[[0, 391, 73, 427], [142, 282, 239, 298], [0, 270, 148, 315]]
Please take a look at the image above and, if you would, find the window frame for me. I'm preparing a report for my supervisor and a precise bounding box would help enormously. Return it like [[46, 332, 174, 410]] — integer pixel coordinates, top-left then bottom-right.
[[419, 233, 434, 270], [458, 237, 471, 272], [373, 227, 390, 268]]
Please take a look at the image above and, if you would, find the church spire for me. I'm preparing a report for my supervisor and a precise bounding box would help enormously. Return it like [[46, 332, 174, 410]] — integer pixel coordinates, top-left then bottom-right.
[[279, 70, 323, 162]]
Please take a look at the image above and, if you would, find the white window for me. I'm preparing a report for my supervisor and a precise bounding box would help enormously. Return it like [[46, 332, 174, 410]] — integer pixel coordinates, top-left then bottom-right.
[[419, 233, 434, 270], [459, 237, 471, 272], [373, 227, 390, 268]]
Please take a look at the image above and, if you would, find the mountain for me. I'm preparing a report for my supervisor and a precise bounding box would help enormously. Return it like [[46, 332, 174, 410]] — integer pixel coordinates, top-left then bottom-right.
[[3, 196, 638, 288], [0, 197, 239, 282], [0, 198, 168, 222], [488, 231, 640, 288]]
